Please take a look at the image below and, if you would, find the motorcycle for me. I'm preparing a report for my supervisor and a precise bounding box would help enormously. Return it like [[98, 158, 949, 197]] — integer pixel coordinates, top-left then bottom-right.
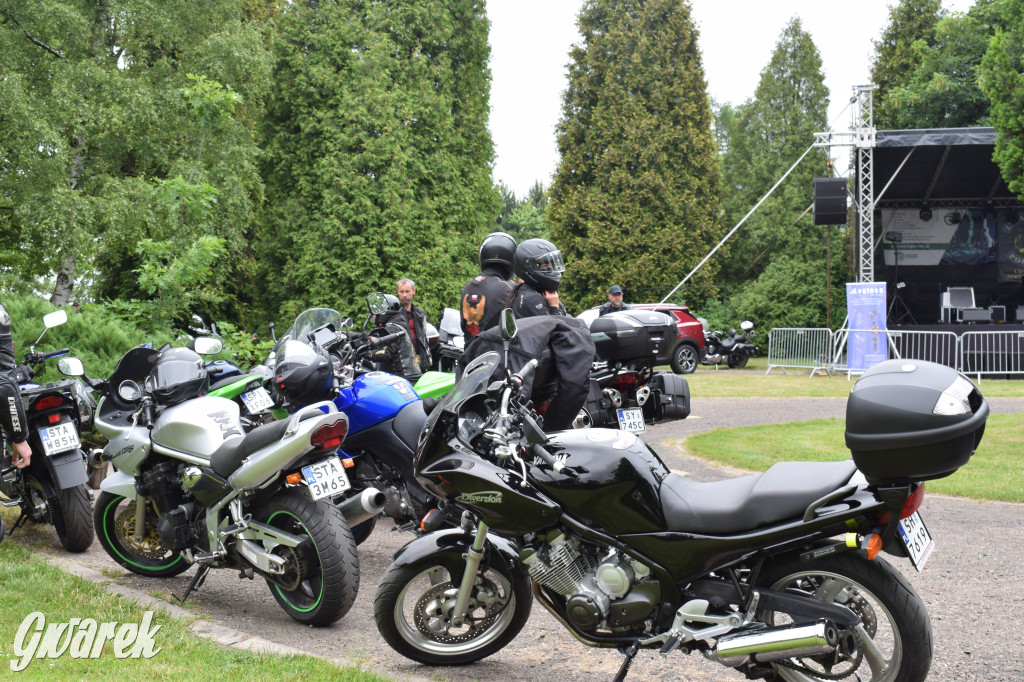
[[701, 319, 758, 369], [79, 337, 364, 625], [1, 309, 94, 552], [576, 309, 690, 431], [271, 297, 446, 544], [373, 309, 988, 681]]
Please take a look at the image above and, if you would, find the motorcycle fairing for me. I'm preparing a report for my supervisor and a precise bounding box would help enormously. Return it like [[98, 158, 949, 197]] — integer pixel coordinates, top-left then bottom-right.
[[335, 372, 417, 433]]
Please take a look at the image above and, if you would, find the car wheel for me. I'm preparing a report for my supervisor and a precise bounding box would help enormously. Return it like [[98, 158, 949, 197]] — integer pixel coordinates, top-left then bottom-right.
[[670, 342, 698, 374]]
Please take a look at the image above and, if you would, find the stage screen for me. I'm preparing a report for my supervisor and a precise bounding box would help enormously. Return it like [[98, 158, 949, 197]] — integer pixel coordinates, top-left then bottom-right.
[[880, 208, 997, 267]]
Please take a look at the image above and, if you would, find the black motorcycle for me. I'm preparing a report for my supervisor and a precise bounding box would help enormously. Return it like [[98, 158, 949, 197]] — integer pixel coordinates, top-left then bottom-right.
[[702, 319, 758, 369], [1, 310, 94, 552], [373, 310, 987, 681]]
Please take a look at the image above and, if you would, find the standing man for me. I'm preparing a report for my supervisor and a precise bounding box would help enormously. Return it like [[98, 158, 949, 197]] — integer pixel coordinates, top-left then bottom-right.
[[512, 238, 569, 319], [461, 231, 517, 338], [1, 303, 31, 480], [598, 285, 632, 316], [392, 278, 431, 372]]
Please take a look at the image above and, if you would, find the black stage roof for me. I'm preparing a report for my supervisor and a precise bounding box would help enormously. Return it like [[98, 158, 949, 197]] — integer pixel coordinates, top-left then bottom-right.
[[871, 127, 1016, 206]]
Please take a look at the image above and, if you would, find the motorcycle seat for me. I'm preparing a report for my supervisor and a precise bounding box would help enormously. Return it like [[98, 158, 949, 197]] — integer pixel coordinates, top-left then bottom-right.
[[209, 411, 321, 477], [659, 460, 858, 534]]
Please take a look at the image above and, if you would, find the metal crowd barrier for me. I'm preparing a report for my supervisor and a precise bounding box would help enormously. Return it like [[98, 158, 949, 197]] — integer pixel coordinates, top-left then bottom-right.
[[768, 326, 1024, 380], [765, 328, 834, 377]]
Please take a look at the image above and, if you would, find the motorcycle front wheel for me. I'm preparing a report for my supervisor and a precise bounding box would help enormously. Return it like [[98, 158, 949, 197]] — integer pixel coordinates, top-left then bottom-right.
[[259, 488, 359, 626], [94, 492, 190, 577], [756, 552, 931, 682], [374, 554, 532, 665]]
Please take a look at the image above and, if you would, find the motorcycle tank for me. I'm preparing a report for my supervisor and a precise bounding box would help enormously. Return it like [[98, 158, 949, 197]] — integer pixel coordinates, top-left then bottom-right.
[[151, 396, 244, 458], [334, 371, 418, 433], [532, 429, 671, 535]]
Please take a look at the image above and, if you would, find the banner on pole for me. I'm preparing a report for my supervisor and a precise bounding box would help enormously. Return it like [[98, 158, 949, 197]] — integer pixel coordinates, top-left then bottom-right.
[[846, 282, 888, 371]]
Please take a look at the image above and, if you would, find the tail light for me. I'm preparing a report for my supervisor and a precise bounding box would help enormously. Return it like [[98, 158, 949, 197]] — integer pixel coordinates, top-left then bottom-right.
[[311, 419, 348, 451], [900, 483, 925, 520], [33, 395, 66, 411]]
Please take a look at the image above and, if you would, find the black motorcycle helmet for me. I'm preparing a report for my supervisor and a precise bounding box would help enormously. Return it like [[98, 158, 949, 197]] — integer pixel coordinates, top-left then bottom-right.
[[148, 347, 209, 406], [479, 231, 517, 279], [270, 340, 333, 406], [514, 238, 566, 292]]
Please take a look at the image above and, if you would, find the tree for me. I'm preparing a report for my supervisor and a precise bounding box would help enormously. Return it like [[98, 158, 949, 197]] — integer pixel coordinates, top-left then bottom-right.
[[548, 0, 722, 313], [717, 18, 846, 330], [869, 0, 944, 129], [0, 1, 273, 316], [259, 0, 498, 323], [982, 0, 1024, 198]]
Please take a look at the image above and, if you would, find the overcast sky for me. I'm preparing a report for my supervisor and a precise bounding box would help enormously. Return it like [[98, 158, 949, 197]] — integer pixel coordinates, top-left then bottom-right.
[[486, 0, 977, 198]]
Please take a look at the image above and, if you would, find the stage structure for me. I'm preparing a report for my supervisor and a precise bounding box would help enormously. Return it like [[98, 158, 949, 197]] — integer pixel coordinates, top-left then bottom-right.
[[814, 86, 1024, 326]]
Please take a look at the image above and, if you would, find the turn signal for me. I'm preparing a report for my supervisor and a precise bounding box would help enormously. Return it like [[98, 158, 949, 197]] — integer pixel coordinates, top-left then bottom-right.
[[863, 534, 883, 560], [286, 472, 303, 485], [311, 420, 349, 451]]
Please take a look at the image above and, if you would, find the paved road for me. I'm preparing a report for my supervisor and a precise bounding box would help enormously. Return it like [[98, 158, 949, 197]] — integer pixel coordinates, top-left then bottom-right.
[[31, 396, 1024, 681]]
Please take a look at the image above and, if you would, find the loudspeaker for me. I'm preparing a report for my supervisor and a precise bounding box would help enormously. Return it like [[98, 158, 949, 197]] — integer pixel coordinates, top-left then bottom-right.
[[813, 177, 848, 225]]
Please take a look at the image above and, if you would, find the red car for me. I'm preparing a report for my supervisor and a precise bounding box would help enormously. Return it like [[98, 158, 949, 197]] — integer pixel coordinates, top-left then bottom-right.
[[577, 303, 705, 374]]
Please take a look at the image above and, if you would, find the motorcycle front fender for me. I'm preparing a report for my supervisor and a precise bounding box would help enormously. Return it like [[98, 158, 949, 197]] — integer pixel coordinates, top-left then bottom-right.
[[99, 469, 137, 499], [43, 449, 89, 489], [390, 526, 523, 584]]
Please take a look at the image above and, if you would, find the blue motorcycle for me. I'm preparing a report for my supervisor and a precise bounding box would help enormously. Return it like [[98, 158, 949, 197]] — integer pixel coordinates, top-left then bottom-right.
[[270, 300, 438, 544]]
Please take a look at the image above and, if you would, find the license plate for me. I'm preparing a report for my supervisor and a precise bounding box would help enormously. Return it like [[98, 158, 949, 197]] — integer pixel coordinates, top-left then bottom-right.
[[897, 511, 935, 571], [39, 422, 81, 456], [616, 407, 645, 433], [240, 387, 274, 414], [301, 457, 351, 500]]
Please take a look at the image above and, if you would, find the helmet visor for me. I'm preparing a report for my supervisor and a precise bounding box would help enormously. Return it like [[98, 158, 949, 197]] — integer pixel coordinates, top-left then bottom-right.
[[151, 360, 203, 389], [525, 250, 565, 274]]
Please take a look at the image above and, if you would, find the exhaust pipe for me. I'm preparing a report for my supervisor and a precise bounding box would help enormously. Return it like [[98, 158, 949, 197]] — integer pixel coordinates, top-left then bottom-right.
[[87, 448, 108, 470], [337, 488, 386, 527], [714, 619, 839, 666]]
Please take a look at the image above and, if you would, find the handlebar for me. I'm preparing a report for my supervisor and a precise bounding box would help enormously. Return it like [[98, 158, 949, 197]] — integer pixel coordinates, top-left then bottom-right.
[[529, 443, 574, 477], [512, 359, 539, 386]]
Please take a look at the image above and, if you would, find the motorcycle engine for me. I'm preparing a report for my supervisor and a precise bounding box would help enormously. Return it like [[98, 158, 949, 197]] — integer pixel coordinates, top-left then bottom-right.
[[520, 529, 660, 633], [138, 460, 200, 552]]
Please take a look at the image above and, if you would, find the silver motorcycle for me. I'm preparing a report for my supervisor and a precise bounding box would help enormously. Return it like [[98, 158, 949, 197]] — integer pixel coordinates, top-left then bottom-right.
[[67, 338, 377, 625]]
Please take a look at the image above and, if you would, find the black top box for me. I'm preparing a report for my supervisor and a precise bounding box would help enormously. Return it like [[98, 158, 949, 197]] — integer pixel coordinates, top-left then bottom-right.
[[845, 359, 988, 484], [590, 310, 678, 362]]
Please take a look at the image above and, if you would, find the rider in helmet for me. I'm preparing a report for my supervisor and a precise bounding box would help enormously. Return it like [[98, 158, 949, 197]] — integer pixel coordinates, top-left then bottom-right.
[[460, 231, 517, 338], [512, 238, 568, 319]]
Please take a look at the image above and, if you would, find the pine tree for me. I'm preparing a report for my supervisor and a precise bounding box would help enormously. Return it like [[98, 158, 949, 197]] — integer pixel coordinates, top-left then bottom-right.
[[548, 0, 722, 312], [259, 0, 498, 323]]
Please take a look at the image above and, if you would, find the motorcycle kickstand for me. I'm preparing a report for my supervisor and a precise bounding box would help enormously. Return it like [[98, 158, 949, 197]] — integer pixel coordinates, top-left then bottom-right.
[[7, 509, 29, 536], [613, 640, 640, 682], [173, 564, 211, 603]]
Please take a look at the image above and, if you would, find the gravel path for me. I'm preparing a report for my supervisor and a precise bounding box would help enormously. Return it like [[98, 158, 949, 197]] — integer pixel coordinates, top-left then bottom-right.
[[30, 395, 1024, 681]]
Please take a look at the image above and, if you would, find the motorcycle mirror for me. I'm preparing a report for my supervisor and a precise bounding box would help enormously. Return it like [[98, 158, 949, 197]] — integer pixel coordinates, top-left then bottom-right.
[[118, 380, 143, 402], [341, 318, 353, 330], [269, 321, 277, 342], [367, 292, 389, 316], [499, 309, 517, 340], [57, 357, 84, 377], [44, 310, 68, 329], [193, 337, 223, 355]]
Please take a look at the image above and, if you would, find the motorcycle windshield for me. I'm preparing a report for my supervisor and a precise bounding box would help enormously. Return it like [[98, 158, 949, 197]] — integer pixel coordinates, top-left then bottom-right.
[[284, 308, 347, 344], [417, 351, 500, 454]]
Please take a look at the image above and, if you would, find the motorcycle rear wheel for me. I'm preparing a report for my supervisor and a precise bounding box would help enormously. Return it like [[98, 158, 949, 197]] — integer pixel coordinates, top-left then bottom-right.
[[374, 554, 532, 665], [55, 484, 94, 553], [259, 488, 359, 626], [756, 552, 931, 682], [727, 353, 749, 369], [94, 492, 190, 577]]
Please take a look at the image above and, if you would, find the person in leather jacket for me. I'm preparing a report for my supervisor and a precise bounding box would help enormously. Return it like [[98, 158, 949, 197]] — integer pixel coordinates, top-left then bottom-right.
[[461, 232, 517, 338], [384, 279, 431, 372], [511, 238, 568, 319], [598, 285, 632, 316], [0, 303, 31, 470]]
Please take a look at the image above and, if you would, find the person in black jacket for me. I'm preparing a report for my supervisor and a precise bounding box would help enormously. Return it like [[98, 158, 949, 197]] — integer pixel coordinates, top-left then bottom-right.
[[461, 232, 517, 338], [386, 278, 431, 372], [511, 238, 568, 319], [0, 303, 31, 472], [598, 285, 632, 316]]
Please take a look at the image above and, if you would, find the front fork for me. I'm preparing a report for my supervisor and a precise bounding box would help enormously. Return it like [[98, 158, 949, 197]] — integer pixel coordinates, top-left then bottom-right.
[[450, 514, 490, 627]]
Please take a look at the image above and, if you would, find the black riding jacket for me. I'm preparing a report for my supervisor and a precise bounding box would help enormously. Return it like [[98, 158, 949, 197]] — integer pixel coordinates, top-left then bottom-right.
[[0, 304, 28, 443], [460, 266, 516, 338], [511, 284, 567, 319]]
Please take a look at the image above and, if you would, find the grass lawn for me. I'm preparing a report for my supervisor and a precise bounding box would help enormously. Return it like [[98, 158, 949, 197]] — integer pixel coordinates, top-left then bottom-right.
[[0, 513, 388, 681], [681, 412, 1024, 502]]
